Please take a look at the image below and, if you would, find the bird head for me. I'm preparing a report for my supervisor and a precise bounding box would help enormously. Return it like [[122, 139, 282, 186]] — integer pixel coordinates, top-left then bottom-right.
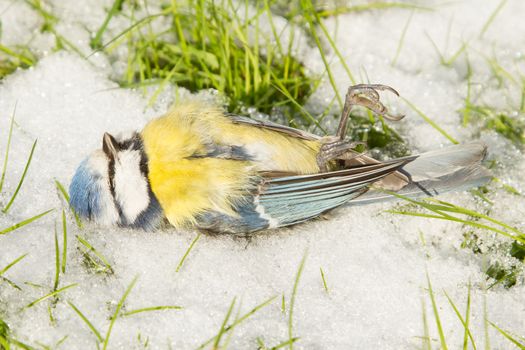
[[69, 132, 162, 230]]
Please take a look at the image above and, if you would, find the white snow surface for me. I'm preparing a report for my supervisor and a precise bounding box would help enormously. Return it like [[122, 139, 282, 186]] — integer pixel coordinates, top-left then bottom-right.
[[1, 0, 525, 349]]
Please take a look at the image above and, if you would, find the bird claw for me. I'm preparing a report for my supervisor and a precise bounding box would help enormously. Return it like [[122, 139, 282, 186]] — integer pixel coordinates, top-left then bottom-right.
[[336, 83, 405, 140], [346, 84, 404, 121]]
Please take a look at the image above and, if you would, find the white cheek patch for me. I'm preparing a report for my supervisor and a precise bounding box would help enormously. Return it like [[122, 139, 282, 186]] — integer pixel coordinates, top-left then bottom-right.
[[114, 150, 150, 223], [88, 152, 120, 225]]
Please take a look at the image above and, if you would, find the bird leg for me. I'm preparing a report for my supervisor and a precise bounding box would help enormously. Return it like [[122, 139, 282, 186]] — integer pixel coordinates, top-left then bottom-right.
[[316, 137, 365, 172], [336, 84, 404, 140], [316, 84, 404, 172]]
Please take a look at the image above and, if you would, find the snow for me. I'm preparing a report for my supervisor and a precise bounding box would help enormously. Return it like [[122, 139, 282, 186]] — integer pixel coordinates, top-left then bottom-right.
[[1, 0, 525, 349]]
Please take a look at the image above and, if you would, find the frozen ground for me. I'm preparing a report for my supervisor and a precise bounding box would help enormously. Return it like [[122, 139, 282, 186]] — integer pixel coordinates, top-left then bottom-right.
[[1, 0, 525, 349]]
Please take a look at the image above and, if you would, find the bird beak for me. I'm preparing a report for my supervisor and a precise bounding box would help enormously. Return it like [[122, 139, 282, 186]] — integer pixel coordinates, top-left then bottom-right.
[[102, 132, 119, 160]]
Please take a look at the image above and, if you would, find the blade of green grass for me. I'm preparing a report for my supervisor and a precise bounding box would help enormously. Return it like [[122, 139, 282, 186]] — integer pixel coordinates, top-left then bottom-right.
[[391, 11, 414, 66], [0, 209, 53, 235], [318, 2, 432, 17], [24, 283, 78, 309], [90, 0, 125, 49], [443, 288, 477, 350], [214, 297, 236, 349], [76, 235, 113, 273], [402, 98, 458, 144], [55, 180, 82, 228], [426, 272, 448, 350], [0, 102, 16, 194], [479, 0, 507, 38], [421, 299, 431, 350], [0, 253, 27, 276], [489, 321, 525, 349], [196, 295, 276, 350], [175, 233, 201, 272], [121, 305, 183, 317], [301, 0, 342, 109], [319, 267, 329, 293], [67, 301, 103, 343], [61, 210, 67, 273], [2, 139, 37, 213], [53, 225, 60, 292], [102, 276, 138, 350], [289, 252, 307, 350]]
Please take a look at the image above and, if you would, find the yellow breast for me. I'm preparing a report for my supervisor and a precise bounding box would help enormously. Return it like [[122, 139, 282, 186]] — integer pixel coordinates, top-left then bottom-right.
[[141, 101, 321, 227]]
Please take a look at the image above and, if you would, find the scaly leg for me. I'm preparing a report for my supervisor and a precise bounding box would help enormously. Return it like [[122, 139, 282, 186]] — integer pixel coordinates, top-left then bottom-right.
[[336, 84, 404, 140], [317, 84, 404, 172]]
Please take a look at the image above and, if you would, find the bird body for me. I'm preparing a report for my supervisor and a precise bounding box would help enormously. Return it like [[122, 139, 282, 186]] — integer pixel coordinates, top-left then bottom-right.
[[141, 102, 322, 229], [69, 85, 491, 234]]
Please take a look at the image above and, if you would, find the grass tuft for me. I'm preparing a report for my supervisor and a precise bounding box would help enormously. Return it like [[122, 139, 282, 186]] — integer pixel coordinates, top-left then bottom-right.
[[103, 0, 315, 127]]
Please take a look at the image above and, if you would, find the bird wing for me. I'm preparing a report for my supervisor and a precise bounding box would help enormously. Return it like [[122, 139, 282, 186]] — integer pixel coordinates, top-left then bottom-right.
[[194, 156, 416, 234], [228, 114, 321, 141], [255, 156, 417, 228]]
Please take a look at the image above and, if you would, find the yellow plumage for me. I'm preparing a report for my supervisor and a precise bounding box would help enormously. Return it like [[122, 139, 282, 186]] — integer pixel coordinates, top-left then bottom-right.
[[141, 101, 322, 228]]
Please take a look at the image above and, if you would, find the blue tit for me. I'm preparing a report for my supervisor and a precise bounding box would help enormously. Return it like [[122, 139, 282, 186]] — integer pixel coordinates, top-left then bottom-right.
[[69, 84, 491, 234]]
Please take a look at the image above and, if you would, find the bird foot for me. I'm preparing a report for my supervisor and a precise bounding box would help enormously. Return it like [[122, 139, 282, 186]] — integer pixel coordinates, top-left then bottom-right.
[[317, 138, 366, 172], [336, 84, 405, 139]]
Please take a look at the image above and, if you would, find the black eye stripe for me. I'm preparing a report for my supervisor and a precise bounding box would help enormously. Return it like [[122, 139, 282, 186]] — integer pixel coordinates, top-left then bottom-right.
[[108, 157, 116, 197]]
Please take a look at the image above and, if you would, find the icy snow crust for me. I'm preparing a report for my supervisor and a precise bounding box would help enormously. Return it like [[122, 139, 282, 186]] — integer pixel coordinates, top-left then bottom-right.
[[1, 0, 525, 348]]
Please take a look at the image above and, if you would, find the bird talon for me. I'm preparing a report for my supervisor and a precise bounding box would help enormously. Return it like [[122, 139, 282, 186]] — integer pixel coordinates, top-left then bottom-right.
[[336, 83, 404, 139]]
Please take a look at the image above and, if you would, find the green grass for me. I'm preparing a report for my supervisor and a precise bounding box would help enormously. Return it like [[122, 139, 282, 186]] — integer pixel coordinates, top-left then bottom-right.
[[86, 0, 409, 154], [0, 45, 36, 80], [175, 233, 201, 272], [422, 271, 525, 350], [101, 0, 316, 128], [76, 235, 114, 275]]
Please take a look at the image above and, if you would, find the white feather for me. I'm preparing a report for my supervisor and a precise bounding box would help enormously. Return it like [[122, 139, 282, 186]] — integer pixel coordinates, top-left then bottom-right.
[[253, 195, 279, 228], [113, 150, 150, 223]]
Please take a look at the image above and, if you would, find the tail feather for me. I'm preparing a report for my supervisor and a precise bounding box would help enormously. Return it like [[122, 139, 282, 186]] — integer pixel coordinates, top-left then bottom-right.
[[350, 142, 491, 205]]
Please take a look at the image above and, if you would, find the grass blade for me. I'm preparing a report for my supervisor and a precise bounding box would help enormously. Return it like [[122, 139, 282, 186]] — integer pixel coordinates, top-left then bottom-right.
[[0, 209, 53, 235], [76, 235, 113, 273], [121, 305, 183, 317], [479, 0, 507, 38], [489, 321, 525, 349], [90, 0, 125, 49], [214, 297, 236, 349], [443, 288, 477, 350], [0, 254, 27, 276], [426, 272, 448, 350], [391, 11, 414, 66], [175, 233, 200, 272], [402, 98, 458, 144], [0, 102, 16, 193], [67, 301, 103, 343], [61, 210, 67, 273], [55, 180, 82, 228], [102, 276, 138, 350], [289, 252, 307, 350], [24, 283, 78, 309], [319, 267, 329, 293], [53, 224, 60, 291], [196, 296, 276, 350], [3, 140, 37, 213]]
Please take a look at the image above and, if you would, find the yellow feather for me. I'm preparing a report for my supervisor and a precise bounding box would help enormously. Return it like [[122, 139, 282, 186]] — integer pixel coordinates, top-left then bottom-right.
[[141, 101, 321, 227]]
